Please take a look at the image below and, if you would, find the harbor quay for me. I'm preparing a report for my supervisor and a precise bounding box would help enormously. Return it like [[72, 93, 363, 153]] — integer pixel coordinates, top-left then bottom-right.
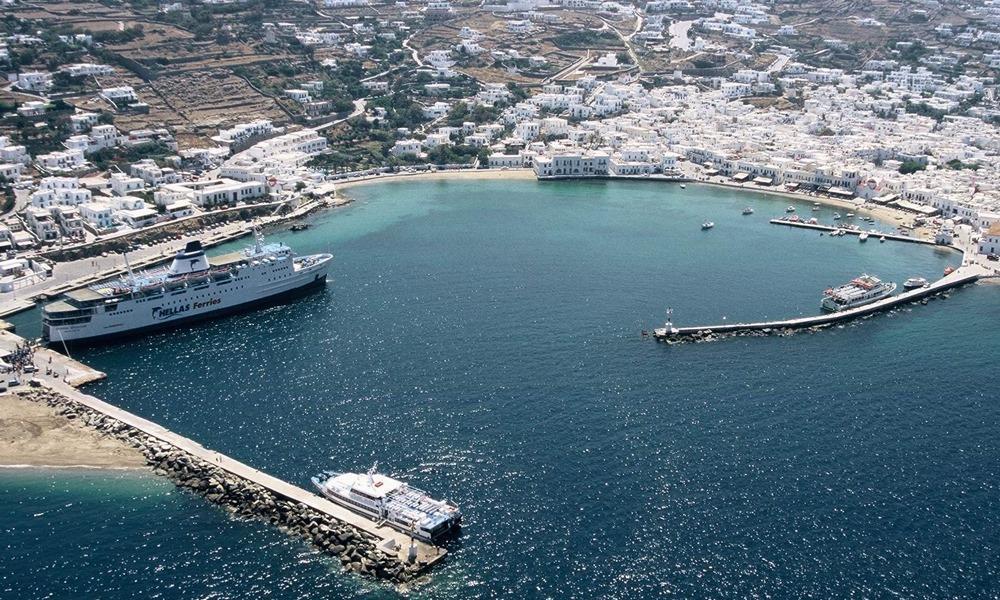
[[768, 218, 940, 245], [2, 332, 446, 585], [654, 265, 989, 343], [0, 196, 340, 321]]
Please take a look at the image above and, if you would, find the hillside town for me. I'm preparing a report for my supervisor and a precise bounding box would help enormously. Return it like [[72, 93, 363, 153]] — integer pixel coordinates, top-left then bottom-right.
[[2, 0, 1000, 294]]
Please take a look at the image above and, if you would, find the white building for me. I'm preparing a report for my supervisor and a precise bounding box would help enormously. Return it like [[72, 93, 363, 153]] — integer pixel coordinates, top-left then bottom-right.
[[533, 152, 610, 177], [70, 112, 101, 133], [101, 86, 139, 104], [79, 202, 116, 231], [50, 206, 86, 239], [130, 159, 181, 186], [119, 207, 159, 229], [391, 139, 423, 156], [35, 149, 87, 172], [110, 172, 145, 196], [158, 179, 267, 208], [60, 63, 114, 78], [0, 137, 29, 165], [25, 208, 59, 242], [979, 224, 1000, 256], [214, 120, 275, 146], [16, 71, 52, 92], [29, 177, 92, 208]]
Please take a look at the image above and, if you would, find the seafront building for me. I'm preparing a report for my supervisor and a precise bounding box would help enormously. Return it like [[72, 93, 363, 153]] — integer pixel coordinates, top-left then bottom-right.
[[491, 73, 1000, 234]]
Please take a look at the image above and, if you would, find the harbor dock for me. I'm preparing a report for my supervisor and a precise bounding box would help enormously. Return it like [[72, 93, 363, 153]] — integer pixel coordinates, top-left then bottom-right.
[[769, 218, 938, 245], [3, 331, 446, 582], [654, 264, 988, 341]]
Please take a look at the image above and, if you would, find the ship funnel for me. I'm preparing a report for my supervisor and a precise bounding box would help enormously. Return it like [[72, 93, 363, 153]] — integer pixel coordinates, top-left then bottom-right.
[[167, 240, 209, 277]]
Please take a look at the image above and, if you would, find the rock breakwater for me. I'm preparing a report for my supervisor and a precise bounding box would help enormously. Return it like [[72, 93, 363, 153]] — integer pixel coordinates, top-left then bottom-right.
[[16, 388, 427, 584]]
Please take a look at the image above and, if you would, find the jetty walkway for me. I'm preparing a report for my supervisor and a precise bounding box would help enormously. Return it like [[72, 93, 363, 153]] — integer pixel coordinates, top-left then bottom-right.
[[769, 218, 938, 245], [654, 264, 988, 340], [8, 333, 446, 570]]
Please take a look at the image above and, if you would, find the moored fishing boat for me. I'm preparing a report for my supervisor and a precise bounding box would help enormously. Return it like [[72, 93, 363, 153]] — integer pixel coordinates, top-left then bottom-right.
[[742, 207, 754, 215], [903, 277, 929, 289], [701, 221, 714, 230]]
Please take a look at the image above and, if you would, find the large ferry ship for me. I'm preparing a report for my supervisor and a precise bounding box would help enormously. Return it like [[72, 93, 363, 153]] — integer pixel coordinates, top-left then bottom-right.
[[821, 274, 896, 312], [311, 466, 461, 543], [42, 233, 332, 344]]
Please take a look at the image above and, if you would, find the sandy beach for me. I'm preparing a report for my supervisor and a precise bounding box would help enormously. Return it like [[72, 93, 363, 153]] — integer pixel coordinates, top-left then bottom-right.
[[0, 392, 143, 469], [334, 168, 536, 193]]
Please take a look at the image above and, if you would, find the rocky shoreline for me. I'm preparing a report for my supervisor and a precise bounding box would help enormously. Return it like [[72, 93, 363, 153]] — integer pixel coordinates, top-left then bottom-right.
[[16, 387, 427, 585]]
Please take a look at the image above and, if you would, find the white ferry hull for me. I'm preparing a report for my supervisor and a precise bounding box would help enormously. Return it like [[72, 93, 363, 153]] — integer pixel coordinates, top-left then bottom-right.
[[310, 471, 462, 543], [821, 284, 896, 312], [45, 274, 327, 345], [43, 247, 332, 345], [312, 485, 460, 543]]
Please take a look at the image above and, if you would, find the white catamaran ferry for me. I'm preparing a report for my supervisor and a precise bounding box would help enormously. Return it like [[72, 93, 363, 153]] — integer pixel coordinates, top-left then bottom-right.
[[821, 274, 896, 312], [42, 233, 332, 344], [311, 466, 461, 543]]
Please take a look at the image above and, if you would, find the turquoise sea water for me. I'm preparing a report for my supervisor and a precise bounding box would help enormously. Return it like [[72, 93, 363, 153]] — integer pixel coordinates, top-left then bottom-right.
[[3, 180, 998, 599]]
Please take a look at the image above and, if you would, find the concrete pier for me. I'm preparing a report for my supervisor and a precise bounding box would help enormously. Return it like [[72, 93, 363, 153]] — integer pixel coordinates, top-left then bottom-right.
[[769, 218, 939, 245], [654, 265, 988, 341], [4, 332, 447, 581]]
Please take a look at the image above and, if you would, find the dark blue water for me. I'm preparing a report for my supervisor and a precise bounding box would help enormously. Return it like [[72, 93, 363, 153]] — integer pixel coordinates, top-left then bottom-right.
[[3, 180, 997, 599]]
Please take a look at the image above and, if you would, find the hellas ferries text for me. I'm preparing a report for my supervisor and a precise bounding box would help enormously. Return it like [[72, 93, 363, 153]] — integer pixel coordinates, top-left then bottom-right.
[[151, 297, 222, 321]]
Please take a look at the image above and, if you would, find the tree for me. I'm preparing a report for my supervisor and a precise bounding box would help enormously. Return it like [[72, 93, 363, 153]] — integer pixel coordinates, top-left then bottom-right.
[[0, 176, 15, 214]]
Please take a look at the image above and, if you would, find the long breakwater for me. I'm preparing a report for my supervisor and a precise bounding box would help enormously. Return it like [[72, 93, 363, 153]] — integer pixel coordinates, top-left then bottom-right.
[[13, 381, 446, 585]]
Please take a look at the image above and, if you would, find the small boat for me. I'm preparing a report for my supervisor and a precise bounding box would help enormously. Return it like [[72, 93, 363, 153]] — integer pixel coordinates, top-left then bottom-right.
[[903, 277, 928, 289], [846, 212, 855, 218], [701, 221, 714, 230], [742, 207, 754, 215], [833, 228, 844, 236], [786, 206, 796, 213], [290, 223, 310, 232], [944, 266, 955, 276], [812, 203, 821, 211], [879, 236, 886, 243], [859, 232, 869, 242], [833, 213, 841, 220], [680, 184, 687, 189]]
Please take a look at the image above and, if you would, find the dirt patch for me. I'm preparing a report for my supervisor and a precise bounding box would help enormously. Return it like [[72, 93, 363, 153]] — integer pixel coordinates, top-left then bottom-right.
[[0, 393, 143, 469]]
